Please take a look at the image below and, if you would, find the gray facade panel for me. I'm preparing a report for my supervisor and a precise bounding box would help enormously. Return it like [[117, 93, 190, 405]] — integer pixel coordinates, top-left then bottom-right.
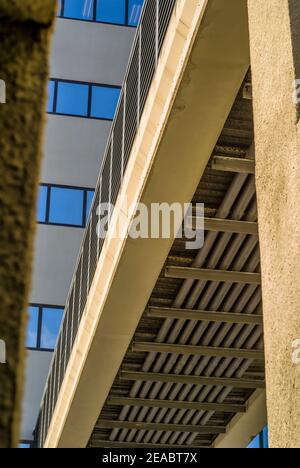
[[21, 351, 53, 441], [42, 116, 111, 187], [51, 19, 135, 85], [30, 225, 84, 306]]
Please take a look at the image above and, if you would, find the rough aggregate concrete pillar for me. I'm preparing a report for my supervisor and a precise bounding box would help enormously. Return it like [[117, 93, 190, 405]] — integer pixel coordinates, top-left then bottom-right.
[[248, 0, 300, 448], [0, 0, 56, 448]]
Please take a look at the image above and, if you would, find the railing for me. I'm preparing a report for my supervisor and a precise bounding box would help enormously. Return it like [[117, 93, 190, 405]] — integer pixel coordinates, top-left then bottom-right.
[[35, 0, 177, 448]]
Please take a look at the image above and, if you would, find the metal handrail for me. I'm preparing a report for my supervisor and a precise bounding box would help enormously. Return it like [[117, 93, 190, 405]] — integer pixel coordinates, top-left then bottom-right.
[[35, 0, 177, 448]]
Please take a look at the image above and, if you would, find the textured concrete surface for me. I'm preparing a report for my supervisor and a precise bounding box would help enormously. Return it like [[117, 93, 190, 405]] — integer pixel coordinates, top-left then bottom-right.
[[0, 0, 55, 23], [248, 0, 300, 448], [289, 0, 300, 117], [0, 0, 56, 448]]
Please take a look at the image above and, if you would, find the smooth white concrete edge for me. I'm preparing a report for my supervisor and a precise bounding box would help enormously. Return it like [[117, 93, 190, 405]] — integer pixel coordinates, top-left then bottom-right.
[[44, 0, 209, 448], [212, 390, 267, 449]]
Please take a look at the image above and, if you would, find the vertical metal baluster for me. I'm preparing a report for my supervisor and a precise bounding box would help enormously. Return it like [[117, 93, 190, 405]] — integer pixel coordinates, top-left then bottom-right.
[[58, 320, 64, 392], [138, 29, 142, 125], [48, 369, 54, 427], [97, 177, 102, 259], [77, 256, 83, 327], [62, 311, 68, 374], [69, 286, 74, 348], [155, 0, 159, 66], [51, 354, 57, 418], [121, 85, 126, 179], [87, 218, 92, 292], [109, 140, 113, 222], [40, 409, 45, 448], [44, 386, 50, 439]]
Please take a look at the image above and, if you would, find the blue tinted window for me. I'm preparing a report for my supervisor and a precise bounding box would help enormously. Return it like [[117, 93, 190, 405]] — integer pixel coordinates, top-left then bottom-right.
[[248, 427, 269, 449], [49, 187, 84, 226], [56, 82, 89, 117], [37, 186, 48, 222], [91, 86, 120, 120], [96, 0, 125, 25], [37, 185, 93, 227], [262, 427, 269, 448], [40, 308, 64, 350], [59, 0, 144, 26], [48, 80, 121, 119], [19, 443, 31, 449], [128, 0, 143, 26], [26, 307, 39, 348], [86, 191, 95, 220], [64, 0, 94, 20], [47, 81, 55, 113], [248, 434, 260, 449]]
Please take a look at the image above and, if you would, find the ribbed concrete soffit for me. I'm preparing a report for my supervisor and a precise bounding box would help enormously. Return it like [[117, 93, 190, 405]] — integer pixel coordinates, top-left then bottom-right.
[[89, 71, 265, 449]]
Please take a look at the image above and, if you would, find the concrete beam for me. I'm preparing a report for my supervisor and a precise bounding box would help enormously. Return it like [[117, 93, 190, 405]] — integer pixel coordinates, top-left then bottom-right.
[[213, 390, 267, 448], [89, 440, 210, 449], [97, 420, 226, 434], [165, 266, 261, 285], [120, 371, 265, 390], [204, 217, 258, 235], [212, 156, 255, 174], [147, 307, 263, 324], [107, 396, 247, 413], [132, 342, 265, 361]]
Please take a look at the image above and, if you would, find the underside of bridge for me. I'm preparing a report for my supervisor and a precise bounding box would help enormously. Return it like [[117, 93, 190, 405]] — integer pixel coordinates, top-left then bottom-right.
[[39, 1, 269, 449], [88, 73, 266, 449]]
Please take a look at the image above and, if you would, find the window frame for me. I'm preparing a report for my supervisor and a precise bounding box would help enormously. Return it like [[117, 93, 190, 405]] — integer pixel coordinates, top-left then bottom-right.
[[55, 80, 90, 117], [57, 0, 143, 28], [37, 183, 94, 229], [47, 79, 121, 121], [26, 304, 65, 352], [47, 79, 56, 113], [90, 84, 121, 120], [37, 185, 48, 224], [60, 0, 95, 22]]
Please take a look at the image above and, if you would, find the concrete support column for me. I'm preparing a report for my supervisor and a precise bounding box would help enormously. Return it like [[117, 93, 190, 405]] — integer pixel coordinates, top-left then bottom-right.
[[0, 0, 56, 448], [248, 0, 300, 448]]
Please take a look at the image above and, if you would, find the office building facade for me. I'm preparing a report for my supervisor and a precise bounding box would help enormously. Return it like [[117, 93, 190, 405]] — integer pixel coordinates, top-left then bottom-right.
[[21, 0, 143, 443]]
